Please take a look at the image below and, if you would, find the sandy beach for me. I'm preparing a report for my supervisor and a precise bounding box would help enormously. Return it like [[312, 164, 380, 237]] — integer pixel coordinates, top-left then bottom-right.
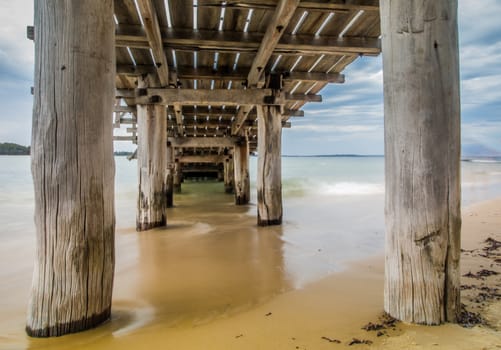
[[1, 190, 500, 349]]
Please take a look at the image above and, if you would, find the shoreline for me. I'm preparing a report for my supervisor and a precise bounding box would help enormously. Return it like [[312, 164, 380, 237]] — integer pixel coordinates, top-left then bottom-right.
[[1, 197, 501, 349]]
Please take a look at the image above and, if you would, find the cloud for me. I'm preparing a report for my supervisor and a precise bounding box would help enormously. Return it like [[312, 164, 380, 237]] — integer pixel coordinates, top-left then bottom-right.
[[0, 0, 34, 80]]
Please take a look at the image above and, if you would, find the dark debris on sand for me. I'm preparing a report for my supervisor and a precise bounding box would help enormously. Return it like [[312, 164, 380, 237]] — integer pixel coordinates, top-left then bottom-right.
[[458, 304, 484, 328], [463, 269, 499, 279], [362, 313, 398, 334], [321, 336, 341, 344], [483, 237, 501, 252], [348, 338, 373, 346]]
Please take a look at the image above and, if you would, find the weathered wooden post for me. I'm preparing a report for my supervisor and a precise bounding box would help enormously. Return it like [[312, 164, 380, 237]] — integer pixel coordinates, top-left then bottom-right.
[[380, 0, 461, 324], [27, 0, 115, 337], [256, 105, 283, 225], [224, 155, 234, 193], [136, 76, 167, 231], [233, 138, 250, 205], [166, 141, 174, 207], [173, 158, 182, 193]]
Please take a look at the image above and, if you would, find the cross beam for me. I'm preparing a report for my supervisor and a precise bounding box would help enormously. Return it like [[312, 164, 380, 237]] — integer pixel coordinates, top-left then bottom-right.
[[115, 88, 321, 106], [134, 0, 170, 87], [115, 26, 382, 56], [197, 0, 379, 12], [170, 136, 241, 148]]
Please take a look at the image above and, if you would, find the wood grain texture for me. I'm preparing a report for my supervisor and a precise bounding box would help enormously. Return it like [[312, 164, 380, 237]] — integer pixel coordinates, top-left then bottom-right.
[[173, 160, 182, 193], [27, 0, 115, 337], [381, 0, 461, 325], [233, 139, 250, 205], [136, 76, 167, 231], [256, 105, 283, 226], [224, 156, 234, 194], [165, 143, 174, 208]]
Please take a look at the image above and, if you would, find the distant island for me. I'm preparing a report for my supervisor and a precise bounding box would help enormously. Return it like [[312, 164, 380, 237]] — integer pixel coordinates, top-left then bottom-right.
[[0, 142, 30, 155]]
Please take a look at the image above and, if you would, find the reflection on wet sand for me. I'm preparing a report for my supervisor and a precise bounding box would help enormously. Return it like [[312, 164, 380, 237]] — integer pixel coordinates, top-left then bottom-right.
[[134, 184, 288, 328], [23, 181, 289, 350]]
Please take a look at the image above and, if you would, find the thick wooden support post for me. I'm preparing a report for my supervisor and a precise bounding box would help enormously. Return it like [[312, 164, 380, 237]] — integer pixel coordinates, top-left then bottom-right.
[[381, 0, 461, 325], [136, 77, 167, 231], [165, 142, 174, 208], [256, 105, 283, 226], [224, 156, 234, 194], [27, 0, 115, 337], [233, 139, 250, 205], [173, 160, 182, 193]]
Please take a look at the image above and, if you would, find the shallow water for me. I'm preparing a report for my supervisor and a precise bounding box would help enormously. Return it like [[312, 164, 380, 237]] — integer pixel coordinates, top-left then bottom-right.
[[1, 155, 501, 349]]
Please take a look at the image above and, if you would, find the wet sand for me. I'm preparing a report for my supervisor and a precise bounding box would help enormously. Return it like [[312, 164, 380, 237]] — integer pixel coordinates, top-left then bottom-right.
[[1, 184, 501, 349]]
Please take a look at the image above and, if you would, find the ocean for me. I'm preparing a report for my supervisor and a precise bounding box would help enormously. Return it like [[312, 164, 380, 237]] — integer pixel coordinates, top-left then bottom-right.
[[1, 155, 501, 349]]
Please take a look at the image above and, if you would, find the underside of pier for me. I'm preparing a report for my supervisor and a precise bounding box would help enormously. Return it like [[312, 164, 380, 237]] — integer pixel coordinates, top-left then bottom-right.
[[27, 0, 461, 338]]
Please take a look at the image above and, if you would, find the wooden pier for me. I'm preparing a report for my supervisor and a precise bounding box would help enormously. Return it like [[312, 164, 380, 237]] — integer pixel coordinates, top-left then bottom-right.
[[27, 0, 461, 337]]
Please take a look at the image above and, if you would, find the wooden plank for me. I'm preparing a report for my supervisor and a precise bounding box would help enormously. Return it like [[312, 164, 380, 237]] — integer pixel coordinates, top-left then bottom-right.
[[198, 0, 379, 12], [170, 136, 241, 148], [285, 72, 345, 83], [115, 26, 382, 56], [248, 0, 300, 87], [285, 93, 322, 102], [135, 0, 170, 86]]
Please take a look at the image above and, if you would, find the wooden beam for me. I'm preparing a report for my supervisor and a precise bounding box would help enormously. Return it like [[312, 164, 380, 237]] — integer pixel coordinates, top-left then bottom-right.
[[285, 72, 345, 84], [117, 64, 344, 85], [285, 93, 322, 102], [284, 109, 304, 117], [116, 64, 156, 75], [170, 136, 240, 148], [115, 26, 382, 56], [231, 106, 253, 135], [119, 118, 137, 124], [178, 155, 225, 163], [114, 135, 137, 141], [114, 105, 136, 113], [131, 88, 277, 106], [134, 0, 170, 87], [248, 0, 300, 87], [197, 0, 379, 12]]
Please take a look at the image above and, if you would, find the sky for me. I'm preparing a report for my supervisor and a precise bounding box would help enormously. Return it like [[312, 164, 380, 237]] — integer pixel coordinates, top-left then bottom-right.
[[1, 1, 500, 156]]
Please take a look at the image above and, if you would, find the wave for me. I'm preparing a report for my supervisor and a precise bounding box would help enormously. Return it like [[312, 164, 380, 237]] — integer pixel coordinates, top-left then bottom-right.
[[318, 182, 385, 196], [282, 178, 384, 197], [463, 158, 501, 164]]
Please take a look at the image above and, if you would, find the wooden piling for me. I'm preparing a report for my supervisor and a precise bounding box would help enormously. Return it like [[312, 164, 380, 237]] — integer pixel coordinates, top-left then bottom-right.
[[256, 105, 283, 226], [233, 139, 250, 205], [380, 0, 461, 324], [173, 160, 182, 193], [27, 0, 115, 337], [136, 76, 167, 231], [166, 142, 174, 207], [224, 156, 234, 193]]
